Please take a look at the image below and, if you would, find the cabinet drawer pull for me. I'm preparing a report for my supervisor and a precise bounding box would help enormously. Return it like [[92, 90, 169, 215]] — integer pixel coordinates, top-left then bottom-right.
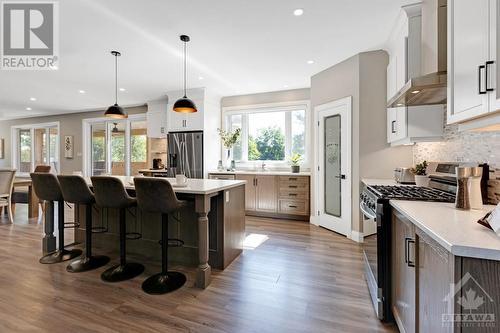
[[405, 237, 415, 267], [479, 65, 487, 94], [288, 177, 298, 181], [288, 205, 298, 208], [288, 193, 297, 197], [486, 60, 494, 92], [288, 185, 298, 188], [391, 120, 396, 134]]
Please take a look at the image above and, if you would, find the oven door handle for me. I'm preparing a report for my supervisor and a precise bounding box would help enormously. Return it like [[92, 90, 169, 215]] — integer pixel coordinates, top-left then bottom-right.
[[360, 202, 377, 221]]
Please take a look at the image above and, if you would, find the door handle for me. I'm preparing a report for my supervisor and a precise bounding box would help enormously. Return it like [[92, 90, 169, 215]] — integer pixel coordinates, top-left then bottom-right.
[[391, 120, 396, 134], [479, 65, 487, 94], [486, 61, 494, 92], [335, 174, 346, 179]]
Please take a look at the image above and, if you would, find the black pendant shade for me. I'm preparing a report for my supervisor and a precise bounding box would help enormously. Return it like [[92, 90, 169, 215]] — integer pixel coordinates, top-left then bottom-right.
[[106, 50, 128, 119], [105, 104, 127, 118], [173, 35, 197, 113], [173, 96, 197, 113]]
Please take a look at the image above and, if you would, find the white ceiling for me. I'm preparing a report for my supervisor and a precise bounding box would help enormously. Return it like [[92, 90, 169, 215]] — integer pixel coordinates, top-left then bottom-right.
[[0, 0, 413, 120]]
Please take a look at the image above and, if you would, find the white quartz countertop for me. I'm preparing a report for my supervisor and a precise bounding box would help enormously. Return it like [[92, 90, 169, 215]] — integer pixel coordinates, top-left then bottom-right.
[[86, 176, 246, 195], [390, 200, 500, 260], [209, 170, 311, 176]]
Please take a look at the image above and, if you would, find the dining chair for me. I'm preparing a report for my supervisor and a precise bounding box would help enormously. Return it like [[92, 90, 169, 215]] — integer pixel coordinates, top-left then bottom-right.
[[12, 165, 51, 215], [0, 169, 16, 223]]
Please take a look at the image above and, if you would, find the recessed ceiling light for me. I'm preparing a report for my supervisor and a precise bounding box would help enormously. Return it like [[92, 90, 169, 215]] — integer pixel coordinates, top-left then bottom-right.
[[411, 90, 420, 94], [198, 76, 204, 80], [79, 90, 86, 94], [29, 97, 36, 101], [307, 60, 314, 64], [293, 8, 304, 16], [119, 88, 126, 92], [26, 107, 32, 111]]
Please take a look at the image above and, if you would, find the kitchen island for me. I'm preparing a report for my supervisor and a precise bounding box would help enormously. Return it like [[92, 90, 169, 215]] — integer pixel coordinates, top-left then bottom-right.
[[42, 177, 246, 289]]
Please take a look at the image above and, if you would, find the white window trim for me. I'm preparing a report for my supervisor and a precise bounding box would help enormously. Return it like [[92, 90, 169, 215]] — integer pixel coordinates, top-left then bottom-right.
[[82, 114, 146, 177], [11, 121, 61, 176], [221, 100, 310, 169]]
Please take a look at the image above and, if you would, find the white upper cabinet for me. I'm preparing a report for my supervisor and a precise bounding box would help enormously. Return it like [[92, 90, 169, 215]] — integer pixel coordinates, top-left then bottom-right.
[[167, 88, 205, 132], [146, 98, 168, 138], [448, 0, 490, 124], [386, 3, 443, 146]]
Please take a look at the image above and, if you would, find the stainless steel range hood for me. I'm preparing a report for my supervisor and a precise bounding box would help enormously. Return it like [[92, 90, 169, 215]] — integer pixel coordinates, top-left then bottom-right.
[[387, 0, 447, 108]]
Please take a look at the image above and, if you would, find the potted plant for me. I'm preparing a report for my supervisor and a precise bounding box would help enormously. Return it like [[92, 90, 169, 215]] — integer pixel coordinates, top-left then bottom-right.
[[412, 160, 429, 187], [217, 128, 241, 171], [290, 153, 303, 173]]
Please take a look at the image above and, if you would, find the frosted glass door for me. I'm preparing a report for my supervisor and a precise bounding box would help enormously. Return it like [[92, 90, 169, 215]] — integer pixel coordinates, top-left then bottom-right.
[[324, 115, 341, 217]]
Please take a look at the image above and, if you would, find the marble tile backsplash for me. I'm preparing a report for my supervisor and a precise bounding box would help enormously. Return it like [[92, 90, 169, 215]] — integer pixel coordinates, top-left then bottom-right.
[[413, 109, 500, 204], [413, 123, 500, 167]]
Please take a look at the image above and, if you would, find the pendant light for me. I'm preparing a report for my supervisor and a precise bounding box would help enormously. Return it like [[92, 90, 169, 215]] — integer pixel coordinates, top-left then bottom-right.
[[105, 50, 128, 119], [173, 35, 197, 113]]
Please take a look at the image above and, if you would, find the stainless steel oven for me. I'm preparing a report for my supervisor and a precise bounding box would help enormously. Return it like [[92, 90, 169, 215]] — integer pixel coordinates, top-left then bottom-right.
[[360, 187, 391, 321]]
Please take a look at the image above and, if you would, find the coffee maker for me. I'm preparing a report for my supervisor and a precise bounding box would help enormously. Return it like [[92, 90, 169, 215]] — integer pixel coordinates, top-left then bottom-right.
[[152, 158, 164, 170]]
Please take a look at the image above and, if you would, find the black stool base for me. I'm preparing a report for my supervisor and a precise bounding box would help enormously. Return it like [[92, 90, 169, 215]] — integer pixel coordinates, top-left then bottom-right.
[[66, 255, 110, 273], [39, 249, 82, 264], [142, 272, 187, 295], [101, 263, 144, 282]]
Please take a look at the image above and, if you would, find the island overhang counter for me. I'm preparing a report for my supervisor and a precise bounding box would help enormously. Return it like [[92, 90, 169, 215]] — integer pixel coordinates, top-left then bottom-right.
[[42, 177, 246, 289]]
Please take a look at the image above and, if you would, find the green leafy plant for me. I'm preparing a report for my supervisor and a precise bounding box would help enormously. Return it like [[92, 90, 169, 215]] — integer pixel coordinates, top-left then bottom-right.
[[217, 128, 241, 149], [412, 160, 428, 176], [289, 153, 303, 166]]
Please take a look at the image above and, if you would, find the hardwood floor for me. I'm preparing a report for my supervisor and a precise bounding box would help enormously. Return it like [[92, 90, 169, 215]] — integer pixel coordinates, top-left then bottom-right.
[[0, 207, 396, 333]]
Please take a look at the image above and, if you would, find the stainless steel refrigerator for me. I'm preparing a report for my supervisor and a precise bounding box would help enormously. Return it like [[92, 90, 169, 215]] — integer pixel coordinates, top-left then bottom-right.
[[167, 131, 203, 179]]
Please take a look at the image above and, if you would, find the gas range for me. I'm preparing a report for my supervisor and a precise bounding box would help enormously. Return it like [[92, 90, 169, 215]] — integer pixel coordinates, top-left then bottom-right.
[[360, 162, 458, 322], [368, 185, 455, 202]]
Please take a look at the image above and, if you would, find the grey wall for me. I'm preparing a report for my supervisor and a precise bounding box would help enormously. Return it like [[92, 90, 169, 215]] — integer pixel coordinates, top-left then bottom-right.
[[0, 106, 147, 173], [311, 50, 413, 234], [221, 88, 310, 107]]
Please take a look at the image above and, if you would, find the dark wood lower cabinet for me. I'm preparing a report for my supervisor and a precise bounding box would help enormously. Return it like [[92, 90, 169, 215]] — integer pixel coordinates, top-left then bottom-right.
[[392, 211, 416, 333], [392, 210, 500, 333]]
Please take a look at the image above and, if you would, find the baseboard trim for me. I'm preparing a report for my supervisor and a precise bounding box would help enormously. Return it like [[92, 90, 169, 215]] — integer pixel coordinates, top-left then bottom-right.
[[350, 230, 364, 243]]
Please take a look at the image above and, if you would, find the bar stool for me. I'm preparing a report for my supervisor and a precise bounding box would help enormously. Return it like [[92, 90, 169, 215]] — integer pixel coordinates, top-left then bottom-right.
[[134, 177, 187, 294], [58, 175, 110, 273], [91, 176, 144, 282], [31, 173, 82, 264]]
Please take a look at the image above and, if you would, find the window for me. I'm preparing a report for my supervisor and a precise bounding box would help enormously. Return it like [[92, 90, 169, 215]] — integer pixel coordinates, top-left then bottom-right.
[[224, 103, 308, 165], [12, 123, 60, 174], [85, 115, 148, 176]]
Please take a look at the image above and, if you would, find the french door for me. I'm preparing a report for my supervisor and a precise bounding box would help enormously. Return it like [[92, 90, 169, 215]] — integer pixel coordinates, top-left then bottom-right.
[[13, 123, 59, 175], [86, 116, 148, 176], [316, 97, 352, 236]]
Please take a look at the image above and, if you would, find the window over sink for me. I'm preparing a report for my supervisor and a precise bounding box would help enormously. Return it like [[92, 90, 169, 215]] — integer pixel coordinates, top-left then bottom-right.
[[223, 101, 309, 167]]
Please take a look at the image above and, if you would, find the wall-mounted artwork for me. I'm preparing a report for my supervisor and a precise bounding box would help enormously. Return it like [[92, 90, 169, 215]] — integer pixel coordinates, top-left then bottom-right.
[[64, 135, 74, 159], [0, 138, 4, 159]]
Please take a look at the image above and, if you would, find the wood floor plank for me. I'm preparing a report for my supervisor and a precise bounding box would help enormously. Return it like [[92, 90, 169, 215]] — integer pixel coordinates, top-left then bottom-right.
[[0, 207, 396, 332]]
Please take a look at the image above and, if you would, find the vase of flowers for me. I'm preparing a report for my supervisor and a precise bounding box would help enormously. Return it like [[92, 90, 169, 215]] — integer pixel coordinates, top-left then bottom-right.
[[290, 153, 303, 173], [218, 128, 241, 171], [412, 160, 429, 187]]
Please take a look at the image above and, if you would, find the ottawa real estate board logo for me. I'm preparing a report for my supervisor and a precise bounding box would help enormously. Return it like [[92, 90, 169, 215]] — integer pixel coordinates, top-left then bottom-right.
[[0, 1, 59, 70]]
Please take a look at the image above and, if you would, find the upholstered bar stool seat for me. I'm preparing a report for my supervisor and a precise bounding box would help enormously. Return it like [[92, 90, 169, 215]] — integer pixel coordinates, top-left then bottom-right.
[[134, 177, 187, 294], [31, 173, 82, 264], [58, 175, 110, 273], [91, 176, 144, 282]]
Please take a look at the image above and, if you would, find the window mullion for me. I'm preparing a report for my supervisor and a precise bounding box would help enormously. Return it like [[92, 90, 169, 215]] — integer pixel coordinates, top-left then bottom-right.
[[125, 120, 131, 176], [242, 114, 249, 162], [285, 111, 292, 161]]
